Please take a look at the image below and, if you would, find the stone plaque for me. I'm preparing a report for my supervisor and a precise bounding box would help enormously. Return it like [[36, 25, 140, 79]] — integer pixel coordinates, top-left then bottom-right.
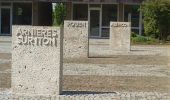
[[64, 21, 88, 58], [12, 26, 63, 96], [110, 22, 131, 52]]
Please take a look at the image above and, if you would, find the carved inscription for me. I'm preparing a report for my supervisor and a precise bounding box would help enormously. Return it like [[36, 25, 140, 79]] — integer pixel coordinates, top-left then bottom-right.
[[111, 23, 129, 27], [16, 28, 58, 47], [67, 22, 87, 28]]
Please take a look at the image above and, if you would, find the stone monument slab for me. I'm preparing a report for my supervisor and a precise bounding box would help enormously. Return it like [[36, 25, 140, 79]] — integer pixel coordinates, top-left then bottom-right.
[[110, 22, 131, 52], [64, 21, 88, 58], [12, 26, 63, 96]]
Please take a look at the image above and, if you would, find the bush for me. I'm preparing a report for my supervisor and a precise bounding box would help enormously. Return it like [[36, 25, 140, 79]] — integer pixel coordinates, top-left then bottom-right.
[[131, 35, 159, 44], [53, 3, 66, 26], [131, 35, 147, 43], [131, 32, 137, 37], [141, 0, 170, 42]]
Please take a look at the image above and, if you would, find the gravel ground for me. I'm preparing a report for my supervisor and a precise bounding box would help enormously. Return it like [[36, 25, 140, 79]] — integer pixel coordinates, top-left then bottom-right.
[[89, 44, 168, 57], [0, 39, 170, 100], [0, 91, 170, 100], [64, 64, 170, 77]]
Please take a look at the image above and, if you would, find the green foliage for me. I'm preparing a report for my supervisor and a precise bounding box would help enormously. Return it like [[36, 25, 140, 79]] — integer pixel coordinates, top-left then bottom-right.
[[131, 35, 159, 44], [53, 3, 66, 26], [141, 0, 170, 42], [131, 32, 137, 37], [131, 35, 147, 43]]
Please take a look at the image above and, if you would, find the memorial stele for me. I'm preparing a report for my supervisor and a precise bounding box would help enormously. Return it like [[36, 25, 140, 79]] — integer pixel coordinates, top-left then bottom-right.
[[12, 26, 63, 96], [110, 22, 131, 52], [64, 20, 88, 58]]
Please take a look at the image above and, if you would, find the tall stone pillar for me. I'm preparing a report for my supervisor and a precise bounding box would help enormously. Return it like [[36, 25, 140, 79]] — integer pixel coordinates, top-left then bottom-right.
[[12, 26, 63, 97], [118, 3, 124, 22], [110, 22, 131, 52]]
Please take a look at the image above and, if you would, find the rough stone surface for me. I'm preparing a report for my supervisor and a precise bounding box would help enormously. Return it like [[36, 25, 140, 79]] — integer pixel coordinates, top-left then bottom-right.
[[110, 22, 131, 52], [64, 21, 88, 58], [0, 91, 170, 100], [12, 26, 63, 96]]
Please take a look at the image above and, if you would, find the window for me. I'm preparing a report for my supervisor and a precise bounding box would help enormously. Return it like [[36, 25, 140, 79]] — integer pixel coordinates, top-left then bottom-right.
[[102, 4, 117, 37], [124, 5, 140, 34], [13, 3, 32, 25], [73, 4, 88, 20]]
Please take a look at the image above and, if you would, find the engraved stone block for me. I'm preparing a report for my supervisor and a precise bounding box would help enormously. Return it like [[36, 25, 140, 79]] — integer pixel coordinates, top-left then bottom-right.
[[110, 22, 131, 52], [64, 21, 88, 58], [12, 26, 63, 96]]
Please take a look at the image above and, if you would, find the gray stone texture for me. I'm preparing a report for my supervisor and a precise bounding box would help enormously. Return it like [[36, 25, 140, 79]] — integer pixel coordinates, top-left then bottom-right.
[[1, 91, 170, 100], [64, 21, 88, 58], [110, 22, 131, 52], [12, 26, 63, 96]]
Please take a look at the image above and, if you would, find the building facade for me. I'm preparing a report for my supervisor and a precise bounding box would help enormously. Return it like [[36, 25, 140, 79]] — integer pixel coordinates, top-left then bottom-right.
[[0, 0, 143, 38], [0, 0, 52, 36]]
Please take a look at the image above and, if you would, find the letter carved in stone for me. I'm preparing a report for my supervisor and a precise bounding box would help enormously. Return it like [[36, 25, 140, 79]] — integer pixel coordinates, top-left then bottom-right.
[[16, 28, 59, 47]]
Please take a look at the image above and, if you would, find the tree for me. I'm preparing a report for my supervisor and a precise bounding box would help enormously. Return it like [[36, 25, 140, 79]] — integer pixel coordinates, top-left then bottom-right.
[[53, 3, 66, 26], [141, 0, 170, 42]]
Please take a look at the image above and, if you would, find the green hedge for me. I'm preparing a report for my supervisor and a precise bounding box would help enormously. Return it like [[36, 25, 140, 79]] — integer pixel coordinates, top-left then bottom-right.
[[131, 35, 159, 44]]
